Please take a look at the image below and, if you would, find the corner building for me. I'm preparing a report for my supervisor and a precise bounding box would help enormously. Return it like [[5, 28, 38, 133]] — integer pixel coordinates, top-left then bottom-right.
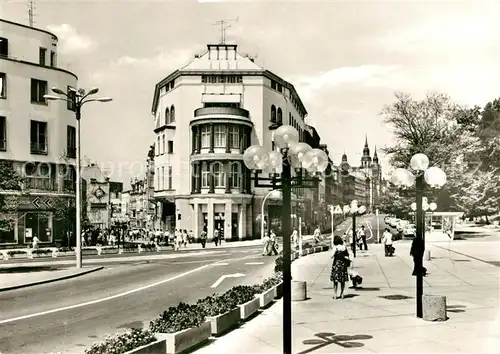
[[151, 43, 311, 241], [0, 20, 77, 247]]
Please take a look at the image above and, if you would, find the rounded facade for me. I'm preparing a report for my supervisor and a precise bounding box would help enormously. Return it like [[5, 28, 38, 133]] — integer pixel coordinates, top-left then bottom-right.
[[0, 20, 78, 248]]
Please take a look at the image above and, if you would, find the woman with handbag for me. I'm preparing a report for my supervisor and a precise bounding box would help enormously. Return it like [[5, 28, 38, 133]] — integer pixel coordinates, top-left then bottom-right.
[[330, 235, 351, 299]]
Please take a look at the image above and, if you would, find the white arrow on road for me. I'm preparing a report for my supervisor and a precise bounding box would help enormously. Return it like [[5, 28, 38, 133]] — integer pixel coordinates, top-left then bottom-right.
[[210, 273, 245, 288]]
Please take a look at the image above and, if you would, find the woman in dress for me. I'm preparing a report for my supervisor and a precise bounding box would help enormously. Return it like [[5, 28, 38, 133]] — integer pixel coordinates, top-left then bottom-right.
[[330, 235, 350, 299]]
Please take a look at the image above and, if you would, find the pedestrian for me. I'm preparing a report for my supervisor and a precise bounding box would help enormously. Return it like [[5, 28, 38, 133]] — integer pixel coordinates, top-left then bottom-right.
[[410, 238, 427, 276], [262, 232, 271, 255], [32, 235, 40, 249], [358, 225, 368, 250], [175, 229, 182, 250], [292, 229, 298, 250], [213, 228, 219, 246], [313, 226, 321, 244], [330, 235, 350, 299], [200, 230, 207, 248], [267, 230, 279, 256], [181, 229, 187, 248], [382, 228, 394, 256], [188, 230, 194, 243]]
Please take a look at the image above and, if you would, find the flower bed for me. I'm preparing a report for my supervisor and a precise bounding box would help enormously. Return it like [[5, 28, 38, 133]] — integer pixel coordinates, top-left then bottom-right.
[[85, 329, 156, 354], [87, 264, 286, 353]]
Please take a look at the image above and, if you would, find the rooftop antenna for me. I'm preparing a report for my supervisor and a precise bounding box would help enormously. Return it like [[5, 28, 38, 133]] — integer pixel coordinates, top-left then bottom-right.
[[212, 17, 239, 44], [27, 0, 35, 27]]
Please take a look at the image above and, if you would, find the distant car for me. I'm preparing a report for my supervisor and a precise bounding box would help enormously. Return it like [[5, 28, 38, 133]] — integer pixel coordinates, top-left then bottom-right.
[[397, 220, 410, 232], [403, 224, 416, 238]]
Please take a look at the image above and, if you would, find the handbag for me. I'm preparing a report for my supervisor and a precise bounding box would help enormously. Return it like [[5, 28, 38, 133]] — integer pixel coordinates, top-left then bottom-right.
[[345, 258, 352, 267]]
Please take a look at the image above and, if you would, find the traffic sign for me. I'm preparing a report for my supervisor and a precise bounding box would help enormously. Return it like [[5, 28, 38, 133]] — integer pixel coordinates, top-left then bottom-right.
[[332, 205, 343, 215]]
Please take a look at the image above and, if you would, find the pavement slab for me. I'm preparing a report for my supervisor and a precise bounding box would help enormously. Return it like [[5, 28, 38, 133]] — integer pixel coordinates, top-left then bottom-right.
[[193, 236, 500, 354]]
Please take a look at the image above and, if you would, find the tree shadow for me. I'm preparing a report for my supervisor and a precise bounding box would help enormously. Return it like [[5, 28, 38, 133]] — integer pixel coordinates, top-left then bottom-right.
[[300, 332, 373, 353], [447, 304, 467, 313], [378, 294, 413, 300], [351, 287, 381, 291], [0, 266, 58, 273]]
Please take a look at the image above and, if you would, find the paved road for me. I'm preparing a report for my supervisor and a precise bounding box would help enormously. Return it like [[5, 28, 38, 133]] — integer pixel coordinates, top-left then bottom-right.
[[0, 245, 275, 354]]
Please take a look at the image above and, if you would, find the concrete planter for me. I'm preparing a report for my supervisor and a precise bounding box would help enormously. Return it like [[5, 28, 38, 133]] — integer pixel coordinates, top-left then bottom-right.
[[7, 252, 28, 259], [31, 251, 53, 258], [273, 282, 284, 299], [306, 248, 313, 255], [291, 253, 296, 261], [322, 245, 329, 252], [206, 308, 240, 336], [123, 339, 166, 354], [101, 248, 119, 255], [258, 287, 275, 308], [299, 250, 307, 257], [238, 297, 260, 321], [156, 321, 211, 354], [82, 249, 98, 256], [314, 246, 322, 253]]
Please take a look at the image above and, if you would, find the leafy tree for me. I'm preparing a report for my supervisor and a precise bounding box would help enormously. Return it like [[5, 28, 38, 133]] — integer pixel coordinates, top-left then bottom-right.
[[0, 161, 23, 232], [381, 92, 482, 213]]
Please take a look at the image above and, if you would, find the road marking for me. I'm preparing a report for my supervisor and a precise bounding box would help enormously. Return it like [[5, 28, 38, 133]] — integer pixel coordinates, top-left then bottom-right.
[[213, 262, 230, 266], [245, 262, 264, 265], [210, 273, 245, 288], [0, 263, 213, 325]]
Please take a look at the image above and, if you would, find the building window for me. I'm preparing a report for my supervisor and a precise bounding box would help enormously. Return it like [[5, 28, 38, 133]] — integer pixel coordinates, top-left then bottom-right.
[[24, 162, 52, 190], [229, 126, 239, 148], [277, 108, 282, 124], [201, 164, 209, 188], [162, 135, 165, 154], [67, 126, 76, 158], [202, 75, 242, 83], [39, 48, 47, 66], [161, 166, 165, 190], [30, 120, 47, 154], [240, 129, 248, 149], [156, 136, 160, 155], [201, 126, 210, 148], [271, 80, 277, 90], [165, 108, 170, 125], [168, 140, 174, 154], [30, 79, 47, 104], [50, 51, 56, 67], [213, 162, 225, 188], [214, 125, 225, 148], [230, 162, 240, 188], [156, 168, 160, 189], [0, 73, 6, 98], [0, 37, 8, 57], [168, 166, 172, 189], [0, 116, 5, 151], [170, 105, 175, 123], [19, 212, 53, 243], [67, 86, 76, 111], [271, 105, 276, 123]]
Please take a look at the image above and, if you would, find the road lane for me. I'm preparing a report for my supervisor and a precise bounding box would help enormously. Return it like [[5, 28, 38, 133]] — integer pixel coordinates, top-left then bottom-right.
[[0, 250, 276, 354]]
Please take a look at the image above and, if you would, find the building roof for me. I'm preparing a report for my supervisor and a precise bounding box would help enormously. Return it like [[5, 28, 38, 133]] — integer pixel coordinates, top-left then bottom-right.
[[0, 19, 59, 41], [151, 44, 308, 117]]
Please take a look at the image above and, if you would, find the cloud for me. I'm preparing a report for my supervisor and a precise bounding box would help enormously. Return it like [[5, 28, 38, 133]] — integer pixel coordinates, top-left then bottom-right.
[[290, 65, 399, 99], [46, 24, 96, 54], [112, 47, 198, 71]]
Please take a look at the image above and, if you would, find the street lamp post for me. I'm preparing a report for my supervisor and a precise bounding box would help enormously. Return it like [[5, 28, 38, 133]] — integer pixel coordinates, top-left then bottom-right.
[[243, 125, 328, 354], [391, 153, 446, 318], [343, 201, 367, 258], [261, 190, 281, 240], [44, 87, 112, 269]]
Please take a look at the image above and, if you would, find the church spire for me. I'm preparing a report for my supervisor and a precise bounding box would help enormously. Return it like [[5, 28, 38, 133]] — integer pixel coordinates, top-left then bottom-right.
[[361, 134, 372, 168], [373, 145, 379, 164]]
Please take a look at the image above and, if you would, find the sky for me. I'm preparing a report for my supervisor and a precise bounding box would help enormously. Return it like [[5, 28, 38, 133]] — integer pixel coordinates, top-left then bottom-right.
[[2, 0, 500, 186]]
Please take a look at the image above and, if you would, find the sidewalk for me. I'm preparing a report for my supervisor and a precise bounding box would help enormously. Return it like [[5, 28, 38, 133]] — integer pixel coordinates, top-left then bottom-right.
[[0, 266, 102, 292], [195, 242, 500, 353]]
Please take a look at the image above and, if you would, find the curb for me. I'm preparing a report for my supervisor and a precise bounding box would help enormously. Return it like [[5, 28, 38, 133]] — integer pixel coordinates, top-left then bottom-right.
[[0, 266, 104, 292]]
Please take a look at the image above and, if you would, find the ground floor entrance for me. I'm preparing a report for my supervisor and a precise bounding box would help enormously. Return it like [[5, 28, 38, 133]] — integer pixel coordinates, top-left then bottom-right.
[[181, 197, 252, 241]]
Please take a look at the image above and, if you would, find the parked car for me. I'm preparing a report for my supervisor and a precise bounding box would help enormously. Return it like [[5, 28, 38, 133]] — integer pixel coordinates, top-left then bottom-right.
[[397, 220, 410, 232], [403, 224, 416, 238]]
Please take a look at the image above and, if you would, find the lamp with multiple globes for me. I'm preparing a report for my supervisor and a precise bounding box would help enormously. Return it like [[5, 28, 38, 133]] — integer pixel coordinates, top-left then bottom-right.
[[390, 153, 446, 319], [243, 124, 329, 354], [342, 200, 367, 258], [44, 86, 112, 269]]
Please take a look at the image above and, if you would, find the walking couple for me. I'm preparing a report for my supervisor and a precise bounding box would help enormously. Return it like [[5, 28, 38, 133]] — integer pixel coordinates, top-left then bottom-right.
[[262, 230, 279, 256]]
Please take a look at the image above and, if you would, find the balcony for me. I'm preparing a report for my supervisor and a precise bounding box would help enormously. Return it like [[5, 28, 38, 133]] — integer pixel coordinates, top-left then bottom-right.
[[24, 177, 56, 191], [66, 147, 76, 159], [194, 107, 249, 118], [31, 142, 48, 155]]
